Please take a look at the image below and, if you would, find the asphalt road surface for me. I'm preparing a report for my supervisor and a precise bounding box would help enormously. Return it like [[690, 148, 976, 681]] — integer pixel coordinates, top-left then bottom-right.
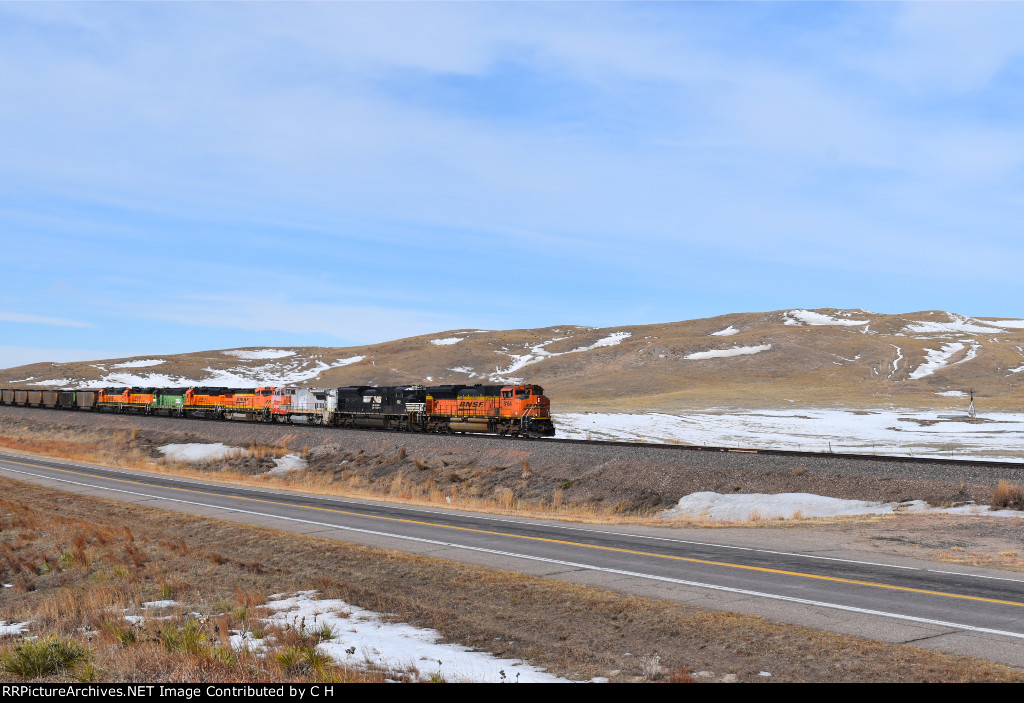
[[3, 449, 1023, 668]]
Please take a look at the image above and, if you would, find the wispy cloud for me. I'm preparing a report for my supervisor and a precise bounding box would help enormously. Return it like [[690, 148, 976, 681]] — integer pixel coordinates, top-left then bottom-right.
[[1, 2, 1023, 364]]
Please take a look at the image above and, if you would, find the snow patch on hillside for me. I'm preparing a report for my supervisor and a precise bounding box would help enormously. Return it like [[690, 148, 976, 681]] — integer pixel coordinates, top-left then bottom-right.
[[956, 342, 981, 366], [223, 349, 296, 360], [784, 310, 869, 327], [685, 344, 771, 360], [573, 331, 631, 351], [94, 372, 188, 386], [903, 313, 1002, 335], [909, 343, 964, 379], [330, 355, 364, 368], [430, 337, 463, 346], [490, 332, 631, 382], [710, 326, 739, 336], [112, 359, 166, 368], [93, 354, 367, 388], [889, 344, 903, 378]]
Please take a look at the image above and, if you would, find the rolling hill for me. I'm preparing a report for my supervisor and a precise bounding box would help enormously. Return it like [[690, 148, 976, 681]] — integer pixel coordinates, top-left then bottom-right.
[[3, 309, 1023, 412]]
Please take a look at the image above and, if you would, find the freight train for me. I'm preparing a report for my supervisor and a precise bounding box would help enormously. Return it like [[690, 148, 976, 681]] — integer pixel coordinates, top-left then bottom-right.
[[0, 383, 556, 437]]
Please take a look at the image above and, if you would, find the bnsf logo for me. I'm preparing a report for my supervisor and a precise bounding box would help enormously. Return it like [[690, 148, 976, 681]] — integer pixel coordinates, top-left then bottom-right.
[[458, 401, 484, 409]]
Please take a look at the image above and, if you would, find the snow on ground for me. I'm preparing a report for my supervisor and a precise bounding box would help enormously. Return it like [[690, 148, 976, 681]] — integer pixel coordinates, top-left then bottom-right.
[[991, 319, 1024, 329], [93, 372, 190, 387], [158, 443, 307, 473], [909, 342, 964, 379], [902, 313, 1003, 335], [329, 355, 364, 368], [937, 391, 967, 397], [223, 349, 296, 360], [235, 591, 574, 683], [959, 342, 981, 366], [889, 344, 903, 378], [574, 331, 631, 351], [0, 621, 31, 636], [491, 332, 631, 382], [111, 359, 166, 368], [554, 409, 1024, 462], [710, 326, 739, 336], [663, 492, 896, 520], [685, 344, 771, 360], [94, 354, 366, 388], [158, 443, 236, 462], [430, 337, 463, 345], [25, 378, 75, 386], [784, 310, 869, 326], [266, 454, 307, 476], [660, 491, 1024, 521], [142, 600, 180, 609]]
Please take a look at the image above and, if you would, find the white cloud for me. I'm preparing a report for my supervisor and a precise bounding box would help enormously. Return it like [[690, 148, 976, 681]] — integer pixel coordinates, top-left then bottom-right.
[[2, 2, 1024, 350]]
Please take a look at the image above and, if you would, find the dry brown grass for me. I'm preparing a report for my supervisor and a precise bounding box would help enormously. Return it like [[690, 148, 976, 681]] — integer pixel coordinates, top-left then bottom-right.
[[0, 421, 660, 525], [1, 476, 1023, 683], [936, 548, 1024, 571], [992, 480, 1024, 510]]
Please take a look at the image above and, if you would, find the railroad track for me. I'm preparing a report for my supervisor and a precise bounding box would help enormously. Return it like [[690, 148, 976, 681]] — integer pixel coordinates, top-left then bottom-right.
[[3, 402, 1022, 470]]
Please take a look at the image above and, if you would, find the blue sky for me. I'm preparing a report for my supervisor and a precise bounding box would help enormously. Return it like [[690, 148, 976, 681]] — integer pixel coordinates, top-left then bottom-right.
[[2, 2, 1023, 369]]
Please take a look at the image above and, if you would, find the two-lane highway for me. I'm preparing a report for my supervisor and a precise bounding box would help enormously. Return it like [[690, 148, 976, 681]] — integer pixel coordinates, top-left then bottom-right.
[[3, 449, 1023, 667]]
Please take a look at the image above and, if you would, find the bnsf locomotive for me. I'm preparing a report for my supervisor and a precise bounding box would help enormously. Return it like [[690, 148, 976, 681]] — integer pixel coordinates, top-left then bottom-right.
[[0, 383, 555, 437]]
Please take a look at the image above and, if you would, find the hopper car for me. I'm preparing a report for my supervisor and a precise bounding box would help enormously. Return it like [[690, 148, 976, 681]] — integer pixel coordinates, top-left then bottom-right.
[[0, 383, 555, 437]]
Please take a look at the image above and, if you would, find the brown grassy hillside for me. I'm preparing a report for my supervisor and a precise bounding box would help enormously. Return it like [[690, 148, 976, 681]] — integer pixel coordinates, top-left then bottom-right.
[[3, 309, 1023, 411]]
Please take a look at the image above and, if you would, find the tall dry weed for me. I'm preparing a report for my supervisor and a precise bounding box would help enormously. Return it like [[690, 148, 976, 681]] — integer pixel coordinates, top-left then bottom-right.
[[992, 480, 1024, 510]]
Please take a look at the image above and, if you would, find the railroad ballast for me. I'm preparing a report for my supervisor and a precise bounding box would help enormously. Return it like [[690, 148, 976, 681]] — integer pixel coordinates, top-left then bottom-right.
[[0, 383, 556, 437]]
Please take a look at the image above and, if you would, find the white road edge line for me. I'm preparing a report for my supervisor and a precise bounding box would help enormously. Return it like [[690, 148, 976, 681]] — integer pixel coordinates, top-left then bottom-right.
[[3, 464, 1024, 642]]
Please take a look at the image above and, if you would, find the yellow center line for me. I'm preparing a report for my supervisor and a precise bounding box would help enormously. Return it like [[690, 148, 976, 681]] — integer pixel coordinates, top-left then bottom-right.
[[5, 455, 1024, 609]]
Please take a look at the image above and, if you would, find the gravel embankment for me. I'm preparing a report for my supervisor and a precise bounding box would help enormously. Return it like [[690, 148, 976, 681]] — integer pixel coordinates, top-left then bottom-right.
[[1, 405, 1021, 510]]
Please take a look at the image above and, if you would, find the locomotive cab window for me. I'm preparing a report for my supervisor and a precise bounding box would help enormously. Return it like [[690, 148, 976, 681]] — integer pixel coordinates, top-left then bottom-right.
[[515, 389, 530, 398], [502, 391, 513, 398]]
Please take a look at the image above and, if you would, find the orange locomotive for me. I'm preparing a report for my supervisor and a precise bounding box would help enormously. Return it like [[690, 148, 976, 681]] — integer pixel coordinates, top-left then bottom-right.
[[180, 387, 279, 420], [97, 387, 155, 412], [427, 384, 551, 436]]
